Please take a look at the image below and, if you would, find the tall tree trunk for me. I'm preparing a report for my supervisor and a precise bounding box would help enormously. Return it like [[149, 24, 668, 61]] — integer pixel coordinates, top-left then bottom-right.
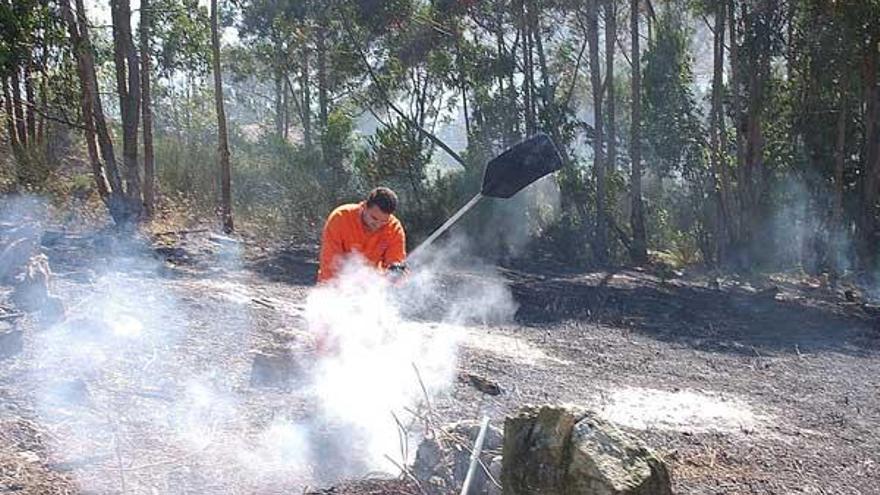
[[274, 41, 285, 140], [141, 0, 155, 216], [61, 0, 111, 201], [630, 0, 647, 263], [37, 71, 47, 149], [521, 0, 535, 136], [727, 0, 745, 250], [456, 40, 471, 144], [3, 77, 19, 151], [110, 0, 142, 220], [211, 0, 233, 233], [710, 0, 731, 264], [37, 0, 49, 150], [301, 44, 312, 149], [533, 2, 552, 109], [316, 20, 332, 177], [24, 61, 37, 143], [10, 66, 27, 149], [832, 73, 848, 226], [316, 24, 328, 132], [859, 32, 879, 271], [507, 33, 519, 143], [742, 3, 769, 259], [72, 0, 122, 196], [282, 82, 289, 139], [605, 0, 617, 172], [588, 0, 607, 263], [528, 1, 539, 134], [495, 11, 507, 139]]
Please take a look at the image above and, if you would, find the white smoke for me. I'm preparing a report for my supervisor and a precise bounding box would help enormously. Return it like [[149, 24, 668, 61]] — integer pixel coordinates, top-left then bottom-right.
[[303, 255, 464, 475], [1, 192, 519, 492], [770, 176, 854, 274], [474, 174, 562, 260]]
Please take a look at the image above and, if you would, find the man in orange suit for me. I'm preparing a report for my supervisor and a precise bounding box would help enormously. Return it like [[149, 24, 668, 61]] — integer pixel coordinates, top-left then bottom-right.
[[317, 187, 407, 283]]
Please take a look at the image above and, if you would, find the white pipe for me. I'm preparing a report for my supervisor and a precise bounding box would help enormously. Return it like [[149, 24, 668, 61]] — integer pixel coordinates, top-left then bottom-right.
[[459, 416, 491, 495]]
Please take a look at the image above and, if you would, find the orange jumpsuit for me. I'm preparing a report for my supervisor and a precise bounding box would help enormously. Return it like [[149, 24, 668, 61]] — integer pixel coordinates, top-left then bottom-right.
[[317, 202, 406, 282]]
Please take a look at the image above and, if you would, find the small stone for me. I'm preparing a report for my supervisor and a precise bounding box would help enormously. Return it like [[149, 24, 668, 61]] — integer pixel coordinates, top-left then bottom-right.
[[458, 371, 503, 396], [208, 233, 239, 246]]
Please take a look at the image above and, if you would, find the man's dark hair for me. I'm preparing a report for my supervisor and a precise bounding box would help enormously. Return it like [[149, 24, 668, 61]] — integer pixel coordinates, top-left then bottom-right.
[[365, 187, 398, 214]]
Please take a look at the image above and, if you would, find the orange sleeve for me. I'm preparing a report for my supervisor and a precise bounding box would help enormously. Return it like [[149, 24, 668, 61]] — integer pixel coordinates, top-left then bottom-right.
[[318, 211, 345, 282], [383, 221, 407, 267]]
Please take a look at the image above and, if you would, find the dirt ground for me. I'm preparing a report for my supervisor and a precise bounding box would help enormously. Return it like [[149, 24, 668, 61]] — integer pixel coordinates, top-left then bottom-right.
[[1, 228, 878, 494]]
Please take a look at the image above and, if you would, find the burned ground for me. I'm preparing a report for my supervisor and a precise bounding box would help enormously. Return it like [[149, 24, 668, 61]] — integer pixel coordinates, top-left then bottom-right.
[[1, 228, 878, 494]]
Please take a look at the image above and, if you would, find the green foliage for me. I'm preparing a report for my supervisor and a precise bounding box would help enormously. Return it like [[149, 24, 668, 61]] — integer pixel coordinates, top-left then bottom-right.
[[151, 0, 211, 78], [2, 0, 877, 276], [642, 10, 706, 178], [353, 120, 431, 228]]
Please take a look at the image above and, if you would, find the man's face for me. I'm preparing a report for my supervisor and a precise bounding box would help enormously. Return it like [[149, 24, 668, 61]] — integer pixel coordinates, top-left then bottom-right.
[[362, 204, 391, 232]]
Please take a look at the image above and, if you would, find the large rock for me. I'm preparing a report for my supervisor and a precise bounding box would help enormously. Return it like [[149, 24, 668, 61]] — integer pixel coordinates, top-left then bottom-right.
[[502, 405, 586, 493], [413, 420, 504, 495], [502, 405, 671, 495], [566, 415, 672, 495]]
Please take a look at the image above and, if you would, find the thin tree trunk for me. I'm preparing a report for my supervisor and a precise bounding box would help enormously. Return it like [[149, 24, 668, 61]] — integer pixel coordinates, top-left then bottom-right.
[[495, 11, 506, 117], [605, 0, 617, 172], [110, 0, 142, 219], [456, 40, 471, 144], [630, 0, 646, 263], [274, 41, 285, 140], [282, 82, 289, 140], [3, 77, 19, 151], [742, 2, 769, 258], [37, 71, 47, 149], [832, 73, 848, 226], [61, 0, 110, 201], [533, 2, 552, 109], [301, 44, 312, 149], [588, 0, 607, 263], [316, 24, 328, 132], [211, 0, 233, 233], [72, 0, 122, 195], [507, 32, 520, 143], [727, 0, 745, 247], [141, 0, 155, 216], [24, 61, 37, 143], [316, 22, 332, 175], [710, 0, 730, 264], [10, 66, 27, 149], [37, 0, 49, 149], [521, 0, 535, 135], [859, 32, 879, 271]]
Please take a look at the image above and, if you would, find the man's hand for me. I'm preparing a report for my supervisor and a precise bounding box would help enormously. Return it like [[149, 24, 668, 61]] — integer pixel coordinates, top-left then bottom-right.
[[386, 262, 409, 285]]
